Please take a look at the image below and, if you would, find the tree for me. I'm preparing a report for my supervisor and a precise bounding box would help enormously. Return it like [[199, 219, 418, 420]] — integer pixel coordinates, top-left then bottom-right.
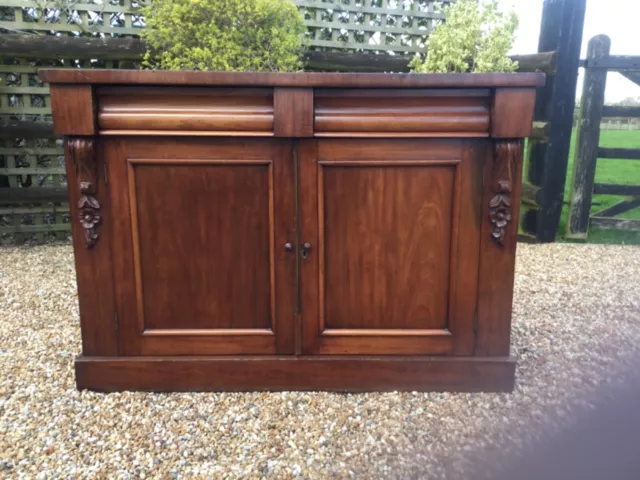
[[409, 0, 519, 73], [141, 0, 306, 72]]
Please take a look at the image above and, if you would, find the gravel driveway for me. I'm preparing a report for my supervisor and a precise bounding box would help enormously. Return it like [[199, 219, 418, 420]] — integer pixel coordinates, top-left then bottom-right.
[[1, 243, 639, 479]]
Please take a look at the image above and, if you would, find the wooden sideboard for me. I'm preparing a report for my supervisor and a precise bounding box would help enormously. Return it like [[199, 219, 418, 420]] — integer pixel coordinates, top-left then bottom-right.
[[39, 70, 543, 392]]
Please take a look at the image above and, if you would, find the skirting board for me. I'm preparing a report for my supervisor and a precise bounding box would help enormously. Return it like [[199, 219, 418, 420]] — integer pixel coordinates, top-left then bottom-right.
[[75, 355, 516, 393]]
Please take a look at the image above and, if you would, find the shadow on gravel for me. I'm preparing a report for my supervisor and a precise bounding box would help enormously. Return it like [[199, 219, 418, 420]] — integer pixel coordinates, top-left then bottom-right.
[[479, 360, 640, 480]]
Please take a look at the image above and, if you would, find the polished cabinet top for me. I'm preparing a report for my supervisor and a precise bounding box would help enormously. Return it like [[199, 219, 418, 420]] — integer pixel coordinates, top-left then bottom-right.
[[39, 69, 545, 88]]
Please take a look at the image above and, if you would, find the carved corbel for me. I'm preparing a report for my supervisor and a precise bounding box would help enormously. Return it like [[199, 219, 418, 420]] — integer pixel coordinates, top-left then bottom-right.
[[489, 140, 522, 246], [68, 137, 101, 248]]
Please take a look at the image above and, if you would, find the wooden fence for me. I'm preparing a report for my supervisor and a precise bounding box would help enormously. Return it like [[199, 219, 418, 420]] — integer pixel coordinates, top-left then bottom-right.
[[566, 35, 640, 239], [601, 118, 640, 130], [0, 0, 146, 242], [517, 0, 586, 243], [0, 0, 564, 243]]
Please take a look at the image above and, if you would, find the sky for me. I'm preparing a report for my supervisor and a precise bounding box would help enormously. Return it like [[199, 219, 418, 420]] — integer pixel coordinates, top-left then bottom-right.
[[505, 0, 640, 103]]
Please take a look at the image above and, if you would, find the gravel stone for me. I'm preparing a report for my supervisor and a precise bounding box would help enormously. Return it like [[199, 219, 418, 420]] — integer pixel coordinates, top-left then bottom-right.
[[1, 243, 639, 478]]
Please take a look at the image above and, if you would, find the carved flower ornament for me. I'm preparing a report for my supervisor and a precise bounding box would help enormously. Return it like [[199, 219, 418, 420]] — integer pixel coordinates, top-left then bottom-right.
[[489, 193, 512, 243], [78, 194, 101, 247], [488, 141, 520, 247]]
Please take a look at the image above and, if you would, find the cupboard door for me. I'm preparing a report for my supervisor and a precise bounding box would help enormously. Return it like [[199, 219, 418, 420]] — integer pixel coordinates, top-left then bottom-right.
[[106, 138, 296, 355], [300, 139, 485, 355]]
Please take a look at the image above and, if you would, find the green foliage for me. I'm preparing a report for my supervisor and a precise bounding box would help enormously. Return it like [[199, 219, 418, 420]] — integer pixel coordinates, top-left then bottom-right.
[[141, 0, 306, 72], [410, 0, 519, 73]]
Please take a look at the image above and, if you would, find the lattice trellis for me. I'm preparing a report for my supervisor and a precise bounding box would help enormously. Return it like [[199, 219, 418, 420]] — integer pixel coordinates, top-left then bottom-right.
[[0, 0, 146, 114], [298, 0, 444, 53], [0, 0, 444, 243], [0, 0, 146, 242], [0, 0, 147, 35]]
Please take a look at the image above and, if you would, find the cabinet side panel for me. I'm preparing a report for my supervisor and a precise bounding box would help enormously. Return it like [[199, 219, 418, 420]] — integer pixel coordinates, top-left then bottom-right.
[[65, 137, 117, 355], [476, 140, 524, 356]]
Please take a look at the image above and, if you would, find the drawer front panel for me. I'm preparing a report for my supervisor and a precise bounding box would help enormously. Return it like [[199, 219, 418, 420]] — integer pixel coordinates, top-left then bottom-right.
[[314, 89, 491, 137], [97, 87, 274, 134]]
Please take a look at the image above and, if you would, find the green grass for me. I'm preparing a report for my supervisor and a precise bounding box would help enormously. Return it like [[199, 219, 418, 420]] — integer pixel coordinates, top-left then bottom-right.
[[559, 129, 640, 244]]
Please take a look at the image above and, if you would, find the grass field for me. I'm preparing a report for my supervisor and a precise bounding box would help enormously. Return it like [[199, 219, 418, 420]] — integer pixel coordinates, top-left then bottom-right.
[[559, 129, 640, 244]]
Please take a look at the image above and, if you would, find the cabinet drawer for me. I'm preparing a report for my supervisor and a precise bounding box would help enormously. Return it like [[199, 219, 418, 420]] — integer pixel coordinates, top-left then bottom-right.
[[314, 89, 491, 137], [96, 87, 274, 135]]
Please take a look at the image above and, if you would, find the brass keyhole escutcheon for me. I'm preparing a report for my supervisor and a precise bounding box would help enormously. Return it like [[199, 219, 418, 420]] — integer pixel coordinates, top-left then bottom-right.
[[301, 242, 312, 260]]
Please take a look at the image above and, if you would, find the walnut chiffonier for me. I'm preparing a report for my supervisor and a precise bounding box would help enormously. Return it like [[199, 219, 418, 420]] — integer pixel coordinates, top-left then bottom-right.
[[39, 69, 543, 392]]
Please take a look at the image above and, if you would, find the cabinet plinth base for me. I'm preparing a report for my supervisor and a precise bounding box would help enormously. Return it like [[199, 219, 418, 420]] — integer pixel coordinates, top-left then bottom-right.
[[75, 355, 516, 393]]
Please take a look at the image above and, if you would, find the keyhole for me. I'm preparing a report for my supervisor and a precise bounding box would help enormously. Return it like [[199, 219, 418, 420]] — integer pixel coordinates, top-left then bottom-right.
[[301, 242, 312, 260]]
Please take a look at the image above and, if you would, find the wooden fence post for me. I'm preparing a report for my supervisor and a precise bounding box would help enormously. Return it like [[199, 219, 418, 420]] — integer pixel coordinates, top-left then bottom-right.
[[524, 0, 586, 242], [566, 35, 611, 240]]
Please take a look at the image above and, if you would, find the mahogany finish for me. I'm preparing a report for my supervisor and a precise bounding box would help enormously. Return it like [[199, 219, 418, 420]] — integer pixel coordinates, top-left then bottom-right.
[[314, 89, 490, 136], [274, 87, 313, 137], [40, 69, 545, 88], [50, 85, 95, 135], [476, 140, 525, 356], [41, 69, 543, 392], [105, 138, 296, 356], [97, 87, 274, 134], [64, 137, 117, 355], [76, 356, 516, 393], [300, 139, 482, 356], [491, 88, 537, 138]]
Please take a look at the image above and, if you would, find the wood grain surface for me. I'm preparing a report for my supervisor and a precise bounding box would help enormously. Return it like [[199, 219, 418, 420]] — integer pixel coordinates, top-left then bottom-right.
[[300, 139, 484, 356], [40, 69, 545, 88], [75, 355, 517, 392], [130, 160, 272, 331], [315, 90, 490, 135], [105, 138, 296, 356], [98, 87, 273, 132], [50, 85, 96, 135], [46, 75, 538, 392], [64, 136, 117, 356]]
